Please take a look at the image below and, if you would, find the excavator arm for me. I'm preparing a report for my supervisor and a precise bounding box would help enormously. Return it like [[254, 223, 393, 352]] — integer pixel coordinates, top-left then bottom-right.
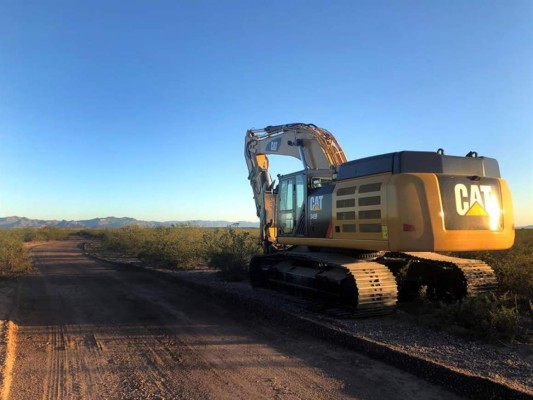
[[244, 123, 347, 249]]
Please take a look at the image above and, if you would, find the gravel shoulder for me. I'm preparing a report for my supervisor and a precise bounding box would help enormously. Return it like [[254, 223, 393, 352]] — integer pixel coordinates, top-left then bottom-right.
[[83, 240, 533, 399]]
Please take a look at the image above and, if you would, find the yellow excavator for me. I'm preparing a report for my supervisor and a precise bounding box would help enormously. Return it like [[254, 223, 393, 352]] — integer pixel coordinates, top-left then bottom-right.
[[245, 123, 515, 315]]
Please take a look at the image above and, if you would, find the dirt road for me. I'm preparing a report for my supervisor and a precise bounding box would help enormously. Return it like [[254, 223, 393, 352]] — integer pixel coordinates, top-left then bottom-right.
[[1, 239, 464, 399]]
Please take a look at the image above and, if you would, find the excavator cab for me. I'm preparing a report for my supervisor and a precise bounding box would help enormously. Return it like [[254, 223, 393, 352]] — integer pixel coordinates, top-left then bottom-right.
[[277, 170, 335, 239]]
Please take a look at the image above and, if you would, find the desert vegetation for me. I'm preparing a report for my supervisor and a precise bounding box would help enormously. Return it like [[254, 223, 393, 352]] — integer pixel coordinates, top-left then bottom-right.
[[0, 234, 32, 276], [87, 224, 262, 280], [0, 227, 73, 276], [202, 226, 262, 280], [411, 229, 533, 342]]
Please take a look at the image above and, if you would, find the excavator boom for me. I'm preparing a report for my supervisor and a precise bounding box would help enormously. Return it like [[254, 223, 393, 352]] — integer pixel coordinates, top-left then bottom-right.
[[245, 123, 347, 246]]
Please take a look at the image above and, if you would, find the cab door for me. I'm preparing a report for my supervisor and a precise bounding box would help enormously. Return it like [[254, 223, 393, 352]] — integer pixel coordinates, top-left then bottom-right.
[[277, 173, 306, 236]]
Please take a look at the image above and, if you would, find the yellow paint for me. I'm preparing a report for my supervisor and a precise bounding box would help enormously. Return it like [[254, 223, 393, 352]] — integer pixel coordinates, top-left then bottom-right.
[[466, 202, 488, 216], [255, 154, 269, 170]]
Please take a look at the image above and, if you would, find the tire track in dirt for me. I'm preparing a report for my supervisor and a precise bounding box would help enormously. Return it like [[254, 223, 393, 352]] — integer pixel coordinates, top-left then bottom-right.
[[52, 325, 109, 399], [42, 325, 67, 400]]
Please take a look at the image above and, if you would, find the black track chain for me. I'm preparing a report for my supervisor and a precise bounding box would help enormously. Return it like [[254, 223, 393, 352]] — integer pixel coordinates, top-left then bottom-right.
[[272, 251, 398, 316], [394, 252, 498, 297]]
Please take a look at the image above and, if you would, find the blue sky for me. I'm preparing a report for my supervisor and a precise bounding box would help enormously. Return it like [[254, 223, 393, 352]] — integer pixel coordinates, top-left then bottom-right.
[[0, 1, 531, 225]]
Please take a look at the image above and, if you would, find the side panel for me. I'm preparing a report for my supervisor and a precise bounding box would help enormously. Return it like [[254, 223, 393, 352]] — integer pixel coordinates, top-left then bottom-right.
[[332, 174, 390, 242], [434, 176, 515, 250], [386, 174, 515, 251], [386, 174, 436, 251], [279, 172, 514, 252]]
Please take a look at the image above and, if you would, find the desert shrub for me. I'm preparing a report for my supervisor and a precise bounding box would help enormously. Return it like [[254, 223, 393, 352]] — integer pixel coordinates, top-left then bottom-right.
[[450, 229, 533, 312], [429, 292, 524, 342], [0, 237, 32, 276], [0, 227, 71, 243], [406, 230, 531, 343], [0, 230, 23, 242], [18, 227, 73, 242], [0, 228, 73, 276], [139, 225, 205, 268], [494, 230, 533, 302], [79, 229, 106, 239], [203, 227, 261, 281], [100, 225, 261, 274], [101, 225, 207, 269], [102, 225, 148, 255]]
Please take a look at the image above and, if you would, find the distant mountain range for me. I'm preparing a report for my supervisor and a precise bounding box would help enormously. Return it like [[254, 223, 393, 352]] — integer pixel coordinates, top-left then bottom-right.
[[0, 216, 259, 229], [0, 216, 529, 230]]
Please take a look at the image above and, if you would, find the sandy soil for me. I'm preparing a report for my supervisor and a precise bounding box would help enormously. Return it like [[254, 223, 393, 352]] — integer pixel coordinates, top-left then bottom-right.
[[0, 239, 464, 400]]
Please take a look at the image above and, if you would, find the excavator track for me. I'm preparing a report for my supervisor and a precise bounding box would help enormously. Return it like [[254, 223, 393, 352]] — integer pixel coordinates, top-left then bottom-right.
[[250, 251, 398, 317], [380, 252, 498, 300], [250, 250, 498, 317]]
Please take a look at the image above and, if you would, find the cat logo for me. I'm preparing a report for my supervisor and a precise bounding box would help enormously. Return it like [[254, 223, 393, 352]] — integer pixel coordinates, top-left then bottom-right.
[[310, 195, 323, 212], [266, 138, 281, 152], [454, 184, 498, 217]]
